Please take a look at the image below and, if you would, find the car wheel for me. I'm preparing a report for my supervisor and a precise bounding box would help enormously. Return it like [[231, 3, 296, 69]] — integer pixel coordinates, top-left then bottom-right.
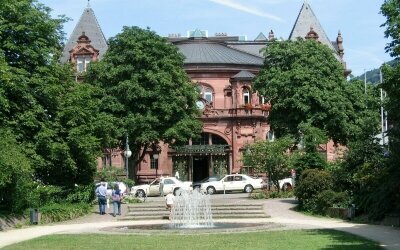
[[173, 188, 182, 196], [193, 186, 200, 191], [244, 185, 253, 193], [282, 183, 292, 191], [206, 186, 216, 195], [136, 189, 145, 198]]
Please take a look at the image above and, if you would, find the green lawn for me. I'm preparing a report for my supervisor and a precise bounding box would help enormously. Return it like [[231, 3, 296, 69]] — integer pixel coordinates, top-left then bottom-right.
[[3, 229, 382, 250]]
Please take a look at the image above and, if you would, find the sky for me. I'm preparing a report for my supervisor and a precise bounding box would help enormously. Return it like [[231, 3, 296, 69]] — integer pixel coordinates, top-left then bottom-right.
[[39, 0, 391, 77]]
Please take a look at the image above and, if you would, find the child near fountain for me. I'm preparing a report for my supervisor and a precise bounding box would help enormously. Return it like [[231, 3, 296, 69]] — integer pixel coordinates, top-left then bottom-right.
[[165, 191, 175, 220]]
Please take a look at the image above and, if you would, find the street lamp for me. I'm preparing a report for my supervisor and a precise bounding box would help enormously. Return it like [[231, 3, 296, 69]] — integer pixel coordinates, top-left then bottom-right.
[[153, 152, 159, 177], [124, 135, 132, 178]]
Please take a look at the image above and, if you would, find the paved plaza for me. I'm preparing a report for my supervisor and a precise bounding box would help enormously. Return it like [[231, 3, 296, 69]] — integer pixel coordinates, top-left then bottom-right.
[[0, 195, 399, 249]]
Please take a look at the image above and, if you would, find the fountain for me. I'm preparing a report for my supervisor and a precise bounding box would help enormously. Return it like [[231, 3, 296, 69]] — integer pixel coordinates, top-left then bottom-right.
[[102, 190, 280, 233], [170, 189, 214, 228]]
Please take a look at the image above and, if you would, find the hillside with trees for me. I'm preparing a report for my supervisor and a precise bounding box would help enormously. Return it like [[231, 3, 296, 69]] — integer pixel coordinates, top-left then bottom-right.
[[353, 59, 397, 84]]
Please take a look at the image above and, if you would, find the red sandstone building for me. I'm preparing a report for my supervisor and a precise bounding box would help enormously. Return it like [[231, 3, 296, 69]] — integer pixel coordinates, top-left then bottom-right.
[[61, 2, 350, 183]]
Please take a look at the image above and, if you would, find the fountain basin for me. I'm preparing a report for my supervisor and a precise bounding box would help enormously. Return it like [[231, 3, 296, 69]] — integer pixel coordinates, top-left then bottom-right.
[[101, 222, 282, 234]]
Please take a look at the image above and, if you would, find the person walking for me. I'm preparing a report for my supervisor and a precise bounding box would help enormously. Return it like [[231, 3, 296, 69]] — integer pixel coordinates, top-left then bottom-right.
[[112, 184, 122, 217], [159, 175, 164, 197], [95, 181, 107, 215], [165, 191, 175, 220]]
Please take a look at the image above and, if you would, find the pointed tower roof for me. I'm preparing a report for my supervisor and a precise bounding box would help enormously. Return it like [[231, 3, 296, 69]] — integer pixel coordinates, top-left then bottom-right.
[[289, 1, 336, 51], [254, 32, 267, 41], [60, 6, 108, 63]]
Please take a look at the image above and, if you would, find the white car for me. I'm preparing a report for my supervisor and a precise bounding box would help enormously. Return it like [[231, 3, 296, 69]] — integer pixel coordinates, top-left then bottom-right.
[[278, 178, 293, 191], [131, 177, 192, 197], [200, 174, 265, 195]]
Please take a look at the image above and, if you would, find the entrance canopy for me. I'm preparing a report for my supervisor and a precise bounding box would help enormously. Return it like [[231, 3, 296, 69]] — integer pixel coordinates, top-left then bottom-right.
[[173, 145, 230, 156]]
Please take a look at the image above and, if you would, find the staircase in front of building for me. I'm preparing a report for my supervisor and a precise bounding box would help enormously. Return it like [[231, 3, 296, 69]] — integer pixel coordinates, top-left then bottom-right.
[[120, 200, 268, 221]]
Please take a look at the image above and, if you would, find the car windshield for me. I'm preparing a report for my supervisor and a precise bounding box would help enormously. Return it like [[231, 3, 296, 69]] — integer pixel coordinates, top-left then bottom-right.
[[197, 176, 220, 182]]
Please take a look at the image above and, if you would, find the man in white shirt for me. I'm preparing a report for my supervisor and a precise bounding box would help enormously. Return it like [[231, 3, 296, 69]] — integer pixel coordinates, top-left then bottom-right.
[[95, 181, 107, 215]]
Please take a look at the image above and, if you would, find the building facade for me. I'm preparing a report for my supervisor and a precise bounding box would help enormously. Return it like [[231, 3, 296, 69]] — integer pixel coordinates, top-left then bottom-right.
[[62, 2, 350, 183]]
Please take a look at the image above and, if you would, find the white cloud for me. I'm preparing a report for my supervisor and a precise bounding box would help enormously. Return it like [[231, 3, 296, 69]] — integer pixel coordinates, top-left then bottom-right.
[[209, 0, 284, 22]]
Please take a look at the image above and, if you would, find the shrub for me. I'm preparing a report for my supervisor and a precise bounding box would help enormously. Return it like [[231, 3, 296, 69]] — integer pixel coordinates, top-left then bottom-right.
[[95, 166, 125, 182], [250, 189, 294, 199], [316, 190, 350, 214], [28, 185, 65, 208], [122, 195, 143, 204], [36, 203, 92, 223], [295, 169, 333, 212], [65, 184, 96, 204]]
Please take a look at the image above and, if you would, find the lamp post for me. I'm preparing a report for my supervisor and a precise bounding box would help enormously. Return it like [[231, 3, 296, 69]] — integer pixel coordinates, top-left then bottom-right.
[[153, 152, 159, 177], [124, 135, 132, 178]]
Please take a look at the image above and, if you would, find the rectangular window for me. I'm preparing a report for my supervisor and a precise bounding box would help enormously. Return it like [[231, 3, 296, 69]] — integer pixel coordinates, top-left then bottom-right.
[[102, 154, 112, 166], [76, 56, 92, 72], [77, 58, 84, 72], [150, 158, 158, 169]]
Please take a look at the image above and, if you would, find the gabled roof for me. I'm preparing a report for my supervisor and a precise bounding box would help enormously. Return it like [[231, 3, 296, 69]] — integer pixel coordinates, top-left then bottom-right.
[[231, 70, 255, 80], [60, 6, 108, 63], [175, 41, 263, 66], [289, 1, 336, 51]]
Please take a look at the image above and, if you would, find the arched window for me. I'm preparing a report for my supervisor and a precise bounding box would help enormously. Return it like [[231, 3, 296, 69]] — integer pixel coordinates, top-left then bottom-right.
[[243, 88, 250, 104], [204, 88, 213, 103]]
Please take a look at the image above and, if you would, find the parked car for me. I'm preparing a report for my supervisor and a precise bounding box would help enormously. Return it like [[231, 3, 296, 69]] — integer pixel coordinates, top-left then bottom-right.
[[192, 176, 221, 190], [200, 174, 265, 194], [278, 178, 293, 191], [131, 177, 192, 197]]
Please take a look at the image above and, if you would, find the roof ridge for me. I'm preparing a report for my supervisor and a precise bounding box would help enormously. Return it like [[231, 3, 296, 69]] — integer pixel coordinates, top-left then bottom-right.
[[226, 43, 264, 58]]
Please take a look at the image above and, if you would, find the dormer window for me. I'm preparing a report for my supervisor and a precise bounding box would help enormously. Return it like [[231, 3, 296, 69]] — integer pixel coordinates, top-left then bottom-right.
[[76, 56, 92, 72], [69, 32, 99, 75]]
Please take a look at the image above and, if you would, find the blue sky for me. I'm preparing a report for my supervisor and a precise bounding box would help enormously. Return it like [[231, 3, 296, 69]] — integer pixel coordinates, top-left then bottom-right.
[[39, 0, 391, 77]]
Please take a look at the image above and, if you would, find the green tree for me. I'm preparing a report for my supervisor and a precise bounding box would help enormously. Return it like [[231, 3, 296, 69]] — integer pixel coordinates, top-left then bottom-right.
[[0, 128, 33, 212], [380, 0, 400, 215], [243, 136, 294, 191], [290, 123, 328, 176], [0, 0, 105, 211], [254, 39, 359, 145], [85, 26, 202, 174]]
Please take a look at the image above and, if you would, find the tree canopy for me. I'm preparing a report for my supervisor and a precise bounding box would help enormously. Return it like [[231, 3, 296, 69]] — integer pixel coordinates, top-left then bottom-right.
[[243, 136, 294, 191], [253, 39, 367, 145], [85, 26, 202, 169], [0, 0, 105, 211], [380, 0, 400, 214]]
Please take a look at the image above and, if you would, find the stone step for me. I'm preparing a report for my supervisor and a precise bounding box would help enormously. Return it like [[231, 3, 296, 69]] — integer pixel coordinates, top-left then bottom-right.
[[121, 199, 266, 221], [127, 203, 263, 210], [127, 208, 264, 215], [119, 213, 269, 221], [127, 206, 263, 212]]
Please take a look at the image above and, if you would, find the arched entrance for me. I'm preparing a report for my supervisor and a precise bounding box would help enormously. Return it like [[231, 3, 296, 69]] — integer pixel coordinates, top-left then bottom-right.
[[172, 133, 230, 182]]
